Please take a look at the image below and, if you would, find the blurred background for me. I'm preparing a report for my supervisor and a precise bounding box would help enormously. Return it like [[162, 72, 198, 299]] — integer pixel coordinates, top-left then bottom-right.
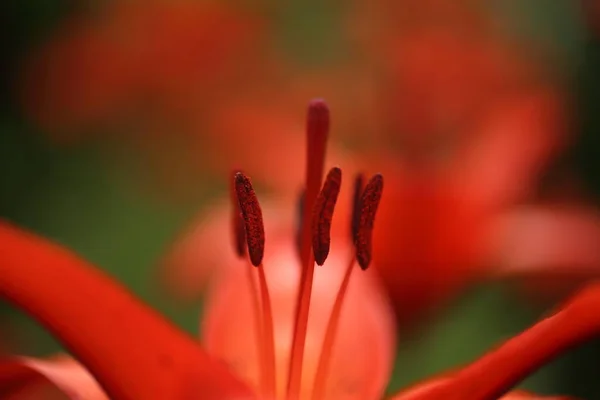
[[2, 0, 600, 397]]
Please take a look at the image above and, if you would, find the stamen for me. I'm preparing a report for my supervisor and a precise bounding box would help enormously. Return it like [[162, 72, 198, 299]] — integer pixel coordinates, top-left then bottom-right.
[[311, 173, 384, 400], [311, 257, 356, 400], [257, 262, 277, 400], [244, 259, 267, 395], [355, 174, 384, 270], [230, 170, 247, 258], [234, 172, 265, 267], [312, 167, 343, 266], [230, 171, 268, 396], [350, 173, 365, 242], [288, 99, 330, 399], [233, 172, 276, 398]]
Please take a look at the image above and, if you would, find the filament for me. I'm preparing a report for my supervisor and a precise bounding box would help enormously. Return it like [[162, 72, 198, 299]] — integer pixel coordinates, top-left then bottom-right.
[[311, 256, 356, 400]]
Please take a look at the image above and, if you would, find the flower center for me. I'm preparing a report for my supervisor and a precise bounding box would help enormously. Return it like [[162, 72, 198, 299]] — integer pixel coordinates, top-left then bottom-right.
[[230, 100, 384, 400]]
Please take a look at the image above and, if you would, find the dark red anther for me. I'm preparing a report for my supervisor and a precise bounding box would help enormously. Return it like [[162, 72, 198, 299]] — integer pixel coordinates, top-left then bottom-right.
[[311, 167, 342, 266], [234, 172, 265, 267], [355, 174, 384, 270], [351, 173, 365, 243], [230, 170, 247, 258]]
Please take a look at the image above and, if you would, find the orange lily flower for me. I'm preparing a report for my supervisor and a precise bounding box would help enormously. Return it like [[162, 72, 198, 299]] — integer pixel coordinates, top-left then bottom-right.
[[351, 4, 571, 326], [0, 100, 593, 400], [0, 208, 594, 399]]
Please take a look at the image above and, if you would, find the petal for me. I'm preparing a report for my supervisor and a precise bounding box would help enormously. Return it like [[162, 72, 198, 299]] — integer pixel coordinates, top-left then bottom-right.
[[388, 377, 573, 400], [456, 88, 567, 212], [201, 235, 396, 400], [159, 200, 293, 301], [500, 391, 573, 400], [487, 203, 600, 300], [386, 375, 453, 400], [400, 283, 600, 400], [0, 355, 108, 400], [372, 169, 483, 326], [0, 221, 254, 400]]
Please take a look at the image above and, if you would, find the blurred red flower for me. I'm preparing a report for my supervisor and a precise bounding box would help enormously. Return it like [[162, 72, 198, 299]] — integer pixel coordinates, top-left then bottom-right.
[[21, 0, 266, 138], [346, 2, 573, 326]]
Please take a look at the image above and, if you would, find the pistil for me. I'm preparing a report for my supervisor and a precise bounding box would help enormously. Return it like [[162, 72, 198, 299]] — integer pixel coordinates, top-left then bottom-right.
[[287, 99, 330, 399]]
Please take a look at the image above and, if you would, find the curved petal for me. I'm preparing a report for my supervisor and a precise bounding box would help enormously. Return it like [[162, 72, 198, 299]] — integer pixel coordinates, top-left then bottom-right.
[[388, 376, 573, 400], [500, 391, 573, 400], [0, 221, 254, 400], [386, 375, 452, 400], [0, 355, 107, 399], [159, 200, 293, 301], [400, 283, 600, 399], [487, 203, 600, 299], [202, 235, 396, 400]]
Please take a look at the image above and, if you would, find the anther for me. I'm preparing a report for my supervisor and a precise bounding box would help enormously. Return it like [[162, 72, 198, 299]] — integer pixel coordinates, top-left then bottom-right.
[[311, 167, 342, 266], [230, 170, 247, 258], [355, 174, 384, 270], [234, 172, 265, 267], [351, 173, 365, 242]]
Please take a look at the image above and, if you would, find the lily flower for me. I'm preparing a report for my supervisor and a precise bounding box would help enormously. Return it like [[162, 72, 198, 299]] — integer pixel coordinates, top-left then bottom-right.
[[0, 99, 398, 400], [21, 0, 265, 138], [355, 7, 570, 326], [0, 101, 596, 400], [0, 214, 593, 399]]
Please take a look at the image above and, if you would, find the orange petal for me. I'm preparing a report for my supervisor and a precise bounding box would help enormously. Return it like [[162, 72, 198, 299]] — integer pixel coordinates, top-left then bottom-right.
[[0, 221, 254, 400], [388, 376, 573, 400], [398, 283, 600, 399], [0, 355, 108, 400], [500, 390, 574, 400], [201, 235, 396, 399], [487, 203, 600, 299], [386, 375, 453, 400], [159, 200, 293, 301]]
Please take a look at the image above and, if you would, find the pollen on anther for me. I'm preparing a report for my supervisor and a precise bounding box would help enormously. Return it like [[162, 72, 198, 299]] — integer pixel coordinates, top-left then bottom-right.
[[355, 174, 384, 270], [230, 170, 247, 258], [234, 172, 265, 267], [311, 167, 342, 266]]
